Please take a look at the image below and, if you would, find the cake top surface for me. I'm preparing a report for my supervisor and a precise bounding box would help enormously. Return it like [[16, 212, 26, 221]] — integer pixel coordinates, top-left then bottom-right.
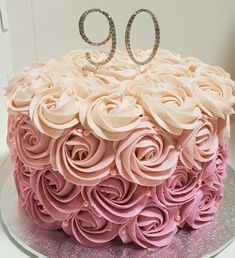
[[5, 49, 235, 140]]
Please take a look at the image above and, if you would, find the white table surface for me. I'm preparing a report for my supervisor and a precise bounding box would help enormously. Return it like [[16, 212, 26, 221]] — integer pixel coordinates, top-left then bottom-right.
[[0, 109, 235, 257]]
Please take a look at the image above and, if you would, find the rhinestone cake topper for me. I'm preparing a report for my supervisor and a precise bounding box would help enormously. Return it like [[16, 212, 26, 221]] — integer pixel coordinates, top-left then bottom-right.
[[78, 8, 161, 66], [125, 9, 160, 65], [79, 9, 117, 66]]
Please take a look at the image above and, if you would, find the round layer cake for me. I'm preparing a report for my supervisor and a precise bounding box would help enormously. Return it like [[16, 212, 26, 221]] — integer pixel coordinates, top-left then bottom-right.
[[5, 49, 235, 248]]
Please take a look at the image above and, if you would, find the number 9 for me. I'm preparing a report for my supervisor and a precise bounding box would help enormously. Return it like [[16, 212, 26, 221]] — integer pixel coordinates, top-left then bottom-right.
[[79, 9, 117, 66]]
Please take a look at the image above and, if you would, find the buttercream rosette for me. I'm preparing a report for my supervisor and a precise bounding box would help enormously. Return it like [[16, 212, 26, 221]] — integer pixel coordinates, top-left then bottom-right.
[[51, 124, 115, 186], [63, 207, 119, 247], [119, 201, 177, 248], [6, 48, 234, 249], [81, 174, 149, 223], [14, 165, 62, 230], [79, 86, 144, 141], [14, 113, 52, 169], [114, 118, 179, 186], [178, 118, 219, 170], [30, 167, 83, 220], [184, 184, 223, 230]]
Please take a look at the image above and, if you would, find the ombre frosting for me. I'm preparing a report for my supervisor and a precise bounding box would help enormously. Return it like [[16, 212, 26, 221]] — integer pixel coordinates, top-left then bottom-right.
[[6, 48, 234, 249]]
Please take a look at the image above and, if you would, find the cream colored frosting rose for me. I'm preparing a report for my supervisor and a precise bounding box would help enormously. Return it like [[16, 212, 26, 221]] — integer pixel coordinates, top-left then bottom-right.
[[185, 76, 235, 118], [30, 86, 81, 138], [140, 85, 201, 135], [79, 86, 144, 141], [96, 50, 151, 81], [195, 64, 231, 79], [5, 49, 235, 142], [122, 79, 158, 97], [5, 66, 51, 112], [41, 58, 82, 80]]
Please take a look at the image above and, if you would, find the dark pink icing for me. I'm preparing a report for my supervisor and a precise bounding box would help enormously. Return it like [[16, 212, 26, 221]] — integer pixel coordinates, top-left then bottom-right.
[[23, 188, 62, 230], [119, 201, 177, 248], [184, 184, 223, 229], [201, 148, 228, 187], [14, 165, 61, 230], [63, 207, 119, 247], [151, 163, 200, 207], [30, 167, 83, 220], [82, 174, 149, 223], [14, 113, 52, 169]]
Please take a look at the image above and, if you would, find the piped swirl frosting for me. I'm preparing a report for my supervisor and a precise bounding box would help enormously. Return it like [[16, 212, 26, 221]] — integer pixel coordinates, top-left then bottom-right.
[[5, 49, 235, 140]]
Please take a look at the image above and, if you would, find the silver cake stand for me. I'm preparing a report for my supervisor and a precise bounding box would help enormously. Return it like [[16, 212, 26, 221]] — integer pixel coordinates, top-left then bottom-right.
[[1, 160, 235, 258]]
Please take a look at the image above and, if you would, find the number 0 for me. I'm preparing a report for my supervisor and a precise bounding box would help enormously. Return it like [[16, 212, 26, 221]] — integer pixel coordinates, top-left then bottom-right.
[[79, 9, 117, 66], [125, 9, 160, 65]]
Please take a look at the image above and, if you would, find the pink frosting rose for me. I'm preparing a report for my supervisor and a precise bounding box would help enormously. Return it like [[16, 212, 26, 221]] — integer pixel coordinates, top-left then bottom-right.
[[114, 119, 179, 186], [63, 207, 119, 247], [151, 163, 200, 207], [82, 174, 149, 224], [30, 167, 83, 221], [215, 149, 228, 184], [218, 116, 230, 150], [119, 201, 177, 248], [184, 184, 222, 229], [14, 164, 62, 230], [14, 158, 35, 206], [14, 158, 34, 188], [201, 149, 228, 187], [14, 113, 52, 169], [178, 118, 219, 170], [22, 188, 62, 230], [51, 124, 115, 186]]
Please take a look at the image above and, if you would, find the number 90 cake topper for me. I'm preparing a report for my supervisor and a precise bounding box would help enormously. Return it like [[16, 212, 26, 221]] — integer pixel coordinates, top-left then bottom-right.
[[79, 8, 160, 66]]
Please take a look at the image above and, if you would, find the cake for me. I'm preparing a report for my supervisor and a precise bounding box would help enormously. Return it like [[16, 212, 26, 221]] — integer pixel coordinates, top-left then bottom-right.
[[5, 49, 235, 249]]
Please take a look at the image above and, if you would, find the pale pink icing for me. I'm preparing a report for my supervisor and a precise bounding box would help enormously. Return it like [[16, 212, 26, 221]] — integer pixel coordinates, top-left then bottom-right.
[[14, 113, 52, 169], [30, 167, 83, 220], [63, 207, 119, 247], [119, 201, 177, 248], [51, 124, 115, 186], [178, 118, 219, 170], [114, 119, 179, 186], [81, 174, 149, 223]]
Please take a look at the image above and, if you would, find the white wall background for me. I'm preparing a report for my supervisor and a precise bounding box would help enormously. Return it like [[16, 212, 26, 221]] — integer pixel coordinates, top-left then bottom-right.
[[6, 0, 235, 79]]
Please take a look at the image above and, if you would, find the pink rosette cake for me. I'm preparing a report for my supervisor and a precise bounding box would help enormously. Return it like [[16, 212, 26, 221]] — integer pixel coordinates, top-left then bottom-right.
[[5, 49, 235, 249]]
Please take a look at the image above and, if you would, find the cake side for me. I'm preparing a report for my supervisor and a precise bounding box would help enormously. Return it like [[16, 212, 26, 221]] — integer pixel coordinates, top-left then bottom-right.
[[5, 49, 235, 248]]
